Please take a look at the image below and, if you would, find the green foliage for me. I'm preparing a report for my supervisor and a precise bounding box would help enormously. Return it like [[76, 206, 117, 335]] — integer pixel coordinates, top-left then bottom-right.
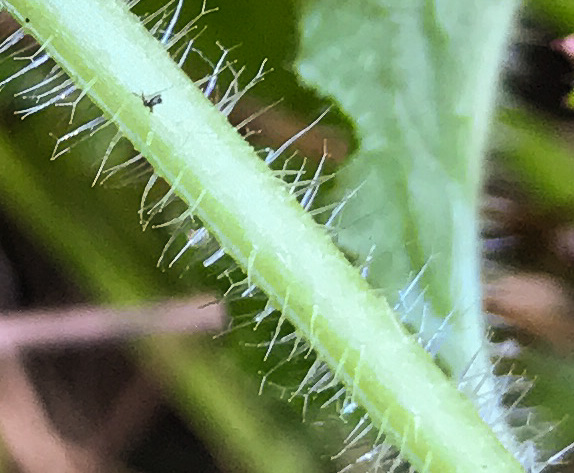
[[3, 0, 567, 472], [295, 0, 518, 385]]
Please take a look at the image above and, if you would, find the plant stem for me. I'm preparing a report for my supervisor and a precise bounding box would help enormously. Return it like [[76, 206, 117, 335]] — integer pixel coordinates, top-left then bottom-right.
[[1, 0, 525, 471]]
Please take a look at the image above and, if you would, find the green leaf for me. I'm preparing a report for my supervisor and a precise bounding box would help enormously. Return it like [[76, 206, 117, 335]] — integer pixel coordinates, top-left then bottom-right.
[[296, 0, 518, 386]]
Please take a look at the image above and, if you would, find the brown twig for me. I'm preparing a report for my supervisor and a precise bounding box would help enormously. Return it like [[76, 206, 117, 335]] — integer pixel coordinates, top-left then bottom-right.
[[0, 296, 225, 354]]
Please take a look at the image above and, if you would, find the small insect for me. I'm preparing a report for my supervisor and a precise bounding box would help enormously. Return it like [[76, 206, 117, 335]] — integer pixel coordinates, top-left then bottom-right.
[[140, 92, 162, 112]]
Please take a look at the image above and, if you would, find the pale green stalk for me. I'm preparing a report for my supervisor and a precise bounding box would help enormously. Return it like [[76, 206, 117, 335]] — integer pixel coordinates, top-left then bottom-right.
[[1, 0, 525, 471]]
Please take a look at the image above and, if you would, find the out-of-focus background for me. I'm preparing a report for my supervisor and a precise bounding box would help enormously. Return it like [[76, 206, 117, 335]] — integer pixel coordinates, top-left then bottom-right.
[[0, 1, 572, 472]]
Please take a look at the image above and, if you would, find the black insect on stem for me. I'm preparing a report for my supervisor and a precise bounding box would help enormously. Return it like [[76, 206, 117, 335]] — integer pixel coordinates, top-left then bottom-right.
[[141, 92, 162, 112]]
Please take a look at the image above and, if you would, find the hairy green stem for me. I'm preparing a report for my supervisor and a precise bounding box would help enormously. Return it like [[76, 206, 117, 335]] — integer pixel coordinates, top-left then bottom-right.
[[2, 0, 525, 471]]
